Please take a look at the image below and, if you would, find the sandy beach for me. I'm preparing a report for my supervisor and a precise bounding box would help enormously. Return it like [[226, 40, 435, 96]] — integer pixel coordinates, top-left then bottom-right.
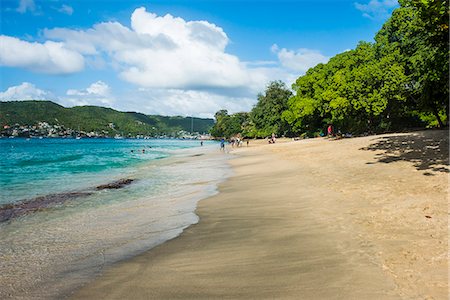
[[72, 130, 448, 299]]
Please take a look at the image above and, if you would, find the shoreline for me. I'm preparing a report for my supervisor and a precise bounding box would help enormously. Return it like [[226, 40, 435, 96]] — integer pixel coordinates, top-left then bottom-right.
[[0, 143, 231, 300], [72, 129, 448, 299]]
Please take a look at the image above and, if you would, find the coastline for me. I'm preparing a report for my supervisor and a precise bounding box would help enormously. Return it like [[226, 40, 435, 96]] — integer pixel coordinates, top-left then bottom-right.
[[0, 142, 231, 300], [71, 129, 448, 299]]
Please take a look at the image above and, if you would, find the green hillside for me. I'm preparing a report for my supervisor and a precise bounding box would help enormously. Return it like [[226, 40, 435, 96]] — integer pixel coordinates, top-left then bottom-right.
[[0, 101, 214, 136]]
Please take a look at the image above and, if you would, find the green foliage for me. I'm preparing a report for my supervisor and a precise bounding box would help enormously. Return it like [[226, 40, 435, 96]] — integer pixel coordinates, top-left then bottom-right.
[[209, 2, 448, 138], [0, 101, 66, 126], [250, 81, 293, 137], [210, 110, 250, 138], [210, 81, 293, 139], [283, 1, 448, 134], [209, 110, 229, 137], [0, 101, 214, 136], [377, 0, 449, 126]]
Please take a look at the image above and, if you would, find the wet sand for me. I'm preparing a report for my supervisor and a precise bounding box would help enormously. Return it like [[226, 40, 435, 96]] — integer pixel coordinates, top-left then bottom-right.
[[72, 130, 448, 299]]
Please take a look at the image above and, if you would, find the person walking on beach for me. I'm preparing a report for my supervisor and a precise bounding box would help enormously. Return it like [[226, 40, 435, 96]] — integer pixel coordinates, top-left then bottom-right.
[[220, 138, 225, 151]]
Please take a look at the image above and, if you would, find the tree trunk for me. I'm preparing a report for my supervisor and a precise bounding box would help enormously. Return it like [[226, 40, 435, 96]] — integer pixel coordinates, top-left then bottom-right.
[[432, 105, 444, 128], [446, 101, 449, 127]]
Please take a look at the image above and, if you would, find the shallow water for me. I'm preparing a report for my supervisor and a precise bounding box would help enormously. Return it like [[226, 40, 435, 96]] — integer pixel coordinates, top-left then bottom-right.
[[0, 138, 230, 299], [0, 138, 214, 204]]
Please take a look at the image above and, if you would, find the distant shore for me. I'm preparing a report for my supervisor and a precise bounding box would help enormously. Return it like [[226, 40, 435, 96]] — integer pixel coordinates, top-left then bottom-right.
[[72, 129, 448, 299]]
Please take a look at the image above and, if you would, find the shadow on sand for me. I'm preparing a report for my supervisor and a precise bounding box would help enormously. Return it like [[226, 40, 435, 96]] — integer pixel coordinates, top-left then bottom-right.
[[360, 130, 449, 176]]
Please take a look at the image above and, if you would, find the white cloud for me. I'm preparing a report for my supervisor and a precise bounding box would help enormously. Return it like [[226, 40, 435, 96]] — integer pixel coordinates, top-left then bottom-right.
[[0, 35, 85, 74], [118, 88, 255, 118], [86, 81, 110, 96], [354, 0, 398, 20], [43, 7, 262, 91], [16, 0, 36, 14], [58, 4, 73, 16], [64, 81, 114, 106], [1, 6, 333, 117], [66, 81, 110, 96], [271, 44, 329, 74], [0, 82, 53, 100], [0, 82, 253, 117]]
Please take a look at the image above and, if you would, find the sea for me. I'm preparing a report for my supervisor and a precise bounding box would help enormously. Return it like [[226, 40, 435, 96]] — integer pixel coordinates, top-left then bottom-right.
[[0, 137, 230, 299]]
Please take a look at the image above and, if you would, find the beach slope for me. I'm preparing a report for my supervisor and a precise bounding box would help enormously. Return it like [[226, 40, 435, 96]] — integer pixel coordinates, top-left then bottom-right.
[[72, 130, 448, 299]]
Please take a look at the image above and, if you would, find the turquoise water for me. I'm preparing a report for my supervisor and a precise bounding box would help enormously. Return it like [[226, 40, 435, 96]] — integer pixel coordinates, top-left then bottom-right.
[[0, 138, 214, 205], [0, 138, 230, 299]]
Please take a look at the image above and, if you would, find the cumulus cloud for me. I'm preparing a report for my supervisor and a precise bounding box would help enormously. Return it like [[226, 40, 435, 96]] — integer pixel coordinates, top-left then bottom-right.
[[64, 81, 114, 106], [354, 0, 398, 20], [66, 81, 110, 96], [0, 35, 85, 74], [44, 7, 261, 90], [271, 44, 329, 74], [0, 81, 253, 117], [0, 82, 53, 100], [3, 7, 295, 94], [58, 4, 74, 16], [1, 6, 331, 116], [119, 88, 255, 118]]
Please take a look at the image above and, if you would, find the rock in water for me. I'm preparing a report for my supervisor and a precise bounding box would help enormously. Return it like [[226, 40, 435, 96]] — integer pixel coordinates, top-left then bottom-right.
[[96, 179, 134, 190]]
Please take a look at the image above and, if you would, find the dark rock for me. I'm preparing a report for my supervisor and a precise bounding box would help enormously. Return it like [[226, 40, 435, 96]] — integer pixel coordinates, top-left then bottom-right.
[[0, 192, 93, 223], [96, 178, 134, 190]]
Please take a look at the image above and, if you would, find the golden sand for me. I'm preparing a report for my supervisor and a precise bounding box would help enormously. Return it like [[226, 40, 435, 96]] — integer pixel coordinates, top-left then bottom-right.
[[72, 130, 448, 299]]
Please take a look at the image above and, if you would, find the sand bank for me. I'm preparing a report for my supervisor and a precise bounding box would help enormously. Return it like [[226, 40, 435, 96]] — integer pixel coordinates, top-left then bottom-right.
[[72, 130, 448, 299]]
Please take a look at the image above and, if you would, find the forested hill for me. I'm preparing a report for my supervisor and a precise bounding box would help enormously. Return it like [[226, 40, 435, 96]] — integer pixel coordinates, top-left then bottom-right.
[[0, 101, 214, 136]]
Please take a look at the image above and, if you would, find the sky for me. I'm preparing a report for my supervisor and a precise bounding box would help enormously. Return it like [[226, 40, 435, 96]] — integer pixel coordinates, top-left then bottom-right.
[[0, 0, 398, 118]]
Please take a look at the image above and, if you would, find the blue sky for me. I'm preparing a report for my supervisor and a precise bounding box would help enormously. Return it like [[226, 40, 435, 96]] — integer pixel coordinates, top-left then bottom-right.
[[0, 0, 398, 117]]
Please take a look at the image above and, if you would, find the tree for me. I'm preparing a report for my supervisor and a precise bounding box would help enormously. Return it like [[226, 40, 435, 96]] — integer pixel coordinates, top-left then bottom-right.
[[376, 1, 449, 126], [284, 1, 447, 134], [227, 112, 249, 138], [284, 41, 417, 134], [209, 1, 447, 138], [210, 109, 229, 138], [210, 110, 250, 138], [250, 81, 293, 137]]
